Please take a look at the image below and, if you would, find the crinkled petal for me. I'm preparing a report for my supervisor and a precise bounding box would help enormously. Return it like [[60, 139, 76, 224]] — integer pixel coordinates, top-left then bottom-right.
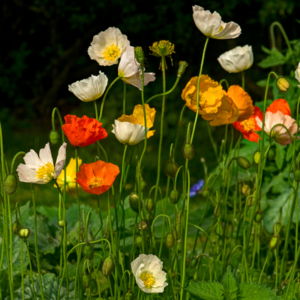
[[17, 164, 44, 184], [39, 142, 54, 165], [54, 142, 67, 178], [23, 149, 42, 170]]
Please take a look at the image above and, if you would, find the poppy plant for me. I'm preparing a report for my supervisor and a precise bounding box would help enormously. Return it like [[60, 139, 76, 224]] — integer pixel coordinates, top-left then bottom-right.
[[62, 115, 107, 147], [75, 160, 120, 195]]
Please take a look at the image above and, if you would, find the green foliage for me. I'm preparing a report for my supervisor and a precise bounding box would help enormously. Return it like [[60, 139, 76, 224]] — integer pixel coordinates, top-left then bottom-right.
[[187, 281, 224, 300], [222, 267, 238, 300], [238, 283, 282, 300]]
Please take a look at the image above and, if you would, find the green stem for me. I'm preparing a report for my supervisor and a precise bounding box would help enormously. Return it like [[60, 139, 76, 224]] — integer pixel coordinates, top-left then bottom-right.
[[21, 240, 25, 300], [242, 71, 245, 90], [10, 152, 26, 174], [93, 100, 99, 120], [26, 241, 37, 300], [219, 79, 229, 90], [51, 107, 65, 143], [173, 105, 186, 160]]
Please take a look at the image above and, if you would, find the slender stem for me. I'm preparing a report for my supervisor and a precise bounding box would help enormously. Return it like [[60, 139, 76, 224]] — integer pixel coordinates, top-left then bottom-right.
[[119, 145, 128, 194], [51, 107, 65, 142], [7, 196, 14, 300], [21, 240, 25, 300], [219, 79, 229, 90], [26, 241, 37, 300], [173, 105, 186, 160], [258, 250, 270, 283], [10, 152, 26, 174], [93, 100, 99, 120]]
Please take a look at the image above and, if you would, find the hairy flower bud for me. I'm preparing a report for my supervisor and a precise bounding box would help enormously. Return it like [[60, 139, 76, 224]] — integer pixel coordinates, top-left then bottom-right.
[[3, 174, 18, 195], [102, 256, 115, 276], [49, 129, 60, 145], [129, 192, 142, 213], [82, 274, 90, 288], [242, 184, 251, 197], [164, 160, 179, 178], [145, 198, 154, 212], [19, 228, 30, 239], [165, 232, 175, 249], [170, 190, 179, 204], [253, 151, 261, 165], [83, 243, 94, 260], [12, 221, 22, 235], [255, 211, 263, 223], [269, 235, 280, 250], [276, 77, 290, 93], [237, 157, 251, 170], [177, 61, 189, 76], [182, 143, 195, 160], [135, 235, 143, 248], [134, 47, 145, 66]]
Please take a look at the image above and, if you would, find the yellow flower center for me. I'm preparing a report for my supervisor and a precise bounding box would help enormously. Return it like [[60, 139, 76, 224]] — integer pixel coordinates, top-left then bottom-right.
[[218, 25, 224, 33], [35, 162, 54, 182], [139, 271, 156, 289], [241, 118, 256, 132], [103, 44, 121, 62], [89, 177, 104, 189]]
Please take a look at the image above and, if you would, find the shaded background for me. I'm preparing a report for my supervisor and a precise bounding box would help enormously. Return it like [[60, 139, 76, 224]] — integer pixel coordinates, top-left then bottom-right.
[[1, 0, 300, 204]]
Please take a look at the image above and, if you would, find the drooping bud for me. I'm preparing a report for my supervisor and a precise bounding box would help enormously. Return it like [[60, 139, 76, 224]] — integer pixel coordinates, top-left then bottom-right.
[[49, 129, 60, 145], [242, 185, 251, 197], [90, 279, 98, 294], [129, 192, 142, 213], [254, 211, 263, 223], [253, 151, 261, 165], [269, 235, 280, 250], [83, 243, 94, 260], [135, 235, 143, 248], [12, 221, 22, 235], [177, 61, 189, 76], [82, 274, 90, 288], [134, 47, 145, 66], [237, 157, 251, 170], [170, 190, 179, 204], [164, 160, 179, 178], [102, 256, 115, 276], [138, 220, 148, 231], [294, 169, 300, 183], [145, 198, 154, 212], [267, 147, 276, 161], [19, 228, 30, 239], [165, 233, 175, 249], [3, 174, 18, 195], [273, 222, 281, 235], [182, 143, 195, 160], [58, 220, 67, 228], [276, 77, 290, 93]]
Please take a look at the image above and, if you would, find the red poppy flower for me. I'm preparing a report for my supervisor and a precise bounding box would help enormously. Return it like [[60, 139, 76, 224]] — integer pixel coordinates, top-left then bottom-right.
[[233, 106, 263, 143], [62, 115, 107, 147], [266, 98, 291, 116], [75, 160, 120, 195]]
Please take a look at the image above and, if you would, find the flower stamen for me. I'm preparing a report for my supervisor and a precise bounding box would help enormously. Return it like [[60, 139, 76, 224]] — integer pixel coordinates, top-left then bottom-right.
[[103, 44, 121, 62], [241, 118, 256, 132], [35, 162, 54, 182], [139, 271, 156, 289], [89, 177, 104, 188]]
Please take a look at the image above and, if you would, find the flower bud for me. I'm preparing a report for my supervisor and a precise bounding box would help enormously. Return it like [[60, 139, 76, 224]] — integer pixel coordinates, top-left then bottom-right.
[[19, 228, 30, 239], [193, 272, 198, 282], [182, 143, 195, 160], [12, 221, 22, 235], [175, 223, 181, 240], [90, 279, 98, 294], [134, 47, 145, 66], [165, 232, 175, 249], [253, 151, 261, 165], [145, 198, 154, 212], [170, 190, 179, 204], [247, 197, 255, 207], [49, 129, 60, 145], [294, 169, 300, 183], [58, 220, 67, 228], [164, 160, 179, 179], [82, 274, 90, 288], [276, 77, 290, 93], [177, 61, 188, 76], [83, 243, 94, 260], [267, 147, 276, 161], [273, 222, 281, 235], [255, 211, 263, 223], [269, 235, 280, 250], [138, 220, 148, 231], [129, 192, 142, 213], [237, 157, 251, 170], [242, 184, 251, 197], [135, 235, 143, 248], [3, 174, 18, 195], [102, 256, 115, 276]]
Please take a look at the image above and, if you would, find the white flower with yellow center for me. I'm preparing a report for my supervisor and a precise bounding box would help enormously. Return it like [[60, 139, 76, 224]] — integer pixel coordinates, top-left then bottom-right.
[[68, 71, 108, 102], [17, 142, 67, 184], [131, 254, 168, 293], [192, 5, 241, 39], [88, 27, 129, 66], [218, 45, 253, 73], [118, 46, 155, 90], [295, 62, 300, 88]]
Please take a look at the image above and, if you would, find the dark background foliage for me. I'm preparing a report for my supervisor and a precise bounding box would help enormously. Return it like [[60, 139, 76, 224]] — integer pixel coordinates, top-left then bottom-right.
[[1, 0, 300, 199]]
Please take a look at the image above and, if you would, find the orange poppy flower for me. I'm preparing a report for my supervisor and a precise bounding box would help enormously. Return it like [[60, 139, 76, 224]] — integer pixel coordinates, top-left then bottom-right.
[[233, 106, 263, 143], [62, 115, 107, 147], [266, 98, 291, 116], [75, 160, 120, 195]]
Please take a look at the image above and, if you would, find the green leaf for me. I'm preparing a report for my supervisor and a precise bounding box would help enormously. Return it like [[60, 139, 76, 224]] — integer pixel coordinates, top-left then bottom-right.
[[257, 48, 286, 68], [275, 143, 285, 170], [186, 281, 224, 300], [222, 266, 238, 300], [238, 282, 282, 300]]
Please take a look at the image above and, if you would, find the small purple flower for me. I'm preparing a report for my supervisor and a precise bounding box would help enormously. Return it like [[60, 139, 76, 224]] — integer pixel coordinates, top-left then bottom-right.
[[189, 179, 204, 198]]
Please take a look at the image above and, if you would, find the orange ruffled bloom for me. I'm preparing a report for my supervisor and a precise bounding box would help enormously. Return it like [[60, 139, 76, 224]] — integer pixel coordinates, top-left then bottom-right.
[[181, 75, 239, 126], [266, 98, 291, 116], [233, 106, 263, 143], [75, 160, 120, 195], [226, 85, 254, 122], [62, 115, 107, 147]]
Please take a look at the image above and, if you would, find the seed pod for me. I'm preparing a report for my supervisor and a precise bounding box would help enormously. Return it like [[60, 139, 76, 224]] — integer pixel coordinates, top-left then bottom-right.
[[267, 147, 276, 161], [190, 257, 198, 268], [58, 220, 67, 228], [82, 274, 90, 288], [276, 77, 290, 93], [90, 279, 98, 294], [12, 221, 22, 235], [177, 61, 188, 76], [242, 184, 251, 197], [273, 222, 281, 235], [170, 190, 179, 204], [165, 233, 175, 249], [3, 174, 18, 195], [138, 220, 148, 231], [237, 157, 251, 170], [294, 169, 300, 183], [19, 228, 30, 239], [255, 211, 263, 223], [135, 235, 143, 248], [49, 129, 60, 145], [129, 192, 142, 213], [102, 256, 115, 276], [164, 160, 179, 179], [269, 235, 280, 250], [253, 151, 261, 165], [182, 143, 195, 160], [83, 243, 94, 260], [134, 47, 145, 65], [145, 198, 154, 212]]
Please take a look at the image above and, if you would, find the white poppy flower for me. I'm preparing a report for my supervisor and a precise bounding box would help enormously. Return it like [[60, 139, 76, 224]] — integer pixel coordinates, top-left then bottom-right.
[[192, 5, 241, 39], [88, 27, 129, 66], [131, 254, 168, 293], [295, 62, 300, 87], [17, 142, 67, 184], [217, 45, 253, 73], [112, 120, 148, 146], [118, 46, 155, 90], [68, 71, 108, 102]]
